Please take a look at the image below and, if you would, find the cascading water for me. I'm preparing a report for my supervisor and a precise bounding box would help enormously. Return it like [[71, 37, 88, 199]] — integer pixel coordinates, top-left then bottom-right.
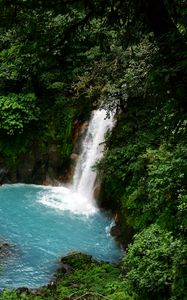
[[72, 109, 114, 200], [38, 109, 114, 215], [39, 110, 114, 216]]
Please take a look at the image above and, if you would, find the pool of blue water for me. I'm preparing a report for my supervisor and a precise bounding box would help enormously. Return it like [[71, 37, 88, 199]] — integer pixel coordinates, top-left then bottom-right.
[[0, 184, 123, 288]]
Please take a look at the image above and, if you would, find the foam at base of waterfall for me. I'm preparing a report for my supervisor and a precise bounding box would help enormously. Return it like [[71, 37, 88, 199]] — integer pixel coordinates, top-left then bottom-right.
[[37, 186, 98, 216]]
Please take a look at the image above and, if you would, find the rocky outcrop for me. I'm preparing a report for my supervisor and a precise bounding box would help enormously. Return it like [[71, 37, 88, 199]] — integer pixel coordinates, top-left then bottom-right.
[[0, 242, 15, 259]]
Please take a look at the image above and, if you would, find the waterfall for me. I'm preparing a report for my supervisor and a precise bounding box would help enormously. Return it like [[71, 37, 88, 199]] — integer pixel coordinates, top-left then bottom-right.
[[38, 109, 115, 216], [72, 109, 114, 201]]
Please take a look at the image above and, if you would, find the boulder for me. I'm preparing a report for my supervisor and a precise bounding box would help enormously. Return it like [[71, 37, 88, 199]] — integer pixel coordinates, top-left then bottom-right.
[[0, 242, 13, 258], [70, 153, 79, 161]]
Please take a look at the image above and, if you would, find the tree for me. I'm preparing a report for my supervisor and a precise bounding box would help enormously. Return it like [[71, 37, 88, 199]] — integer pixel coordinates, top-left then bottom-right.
[[0, 93, 39, 135], [124, 224, 187, 300]]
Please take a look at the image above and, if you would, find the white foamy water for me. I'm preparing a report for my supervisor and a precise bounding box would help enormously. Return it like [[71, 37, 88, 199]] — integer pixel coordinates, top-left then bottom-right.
[[38, 186, 98, 216], [38, 109, 114, 215]]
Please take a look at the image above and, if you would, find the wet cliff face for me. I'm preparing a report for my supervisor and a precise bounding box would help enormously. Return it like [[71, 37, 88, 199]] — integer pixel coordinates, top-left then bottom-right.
[[0, 120, 88, 186], [62, 120, 89, 184], [0, 142, 62, 185], [0, 160, 9, 185]]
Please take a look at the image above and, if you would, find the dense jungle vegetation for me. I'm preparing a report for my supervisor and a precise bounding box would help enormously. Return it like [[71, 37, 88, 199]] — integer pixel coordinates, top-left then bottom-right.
[[0, 0, 186, 299]]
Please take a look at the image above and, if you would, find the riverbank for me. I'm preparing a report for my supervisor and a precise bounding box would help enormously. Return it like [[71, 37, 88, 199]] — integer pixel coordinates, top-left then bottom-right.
[[0, 252, 133, 300]]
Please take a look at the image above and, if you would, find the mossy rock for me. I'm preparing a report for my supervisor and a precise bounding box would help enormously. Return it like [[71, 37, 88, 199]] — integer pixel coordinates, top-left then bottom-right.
[[60, 252, 93, 269]]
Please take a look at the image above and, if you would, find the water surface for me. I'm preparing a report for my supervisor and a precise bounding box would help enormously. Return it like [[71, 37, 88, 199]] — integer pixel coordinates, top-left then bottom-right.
[[0, 184, 122, 288]]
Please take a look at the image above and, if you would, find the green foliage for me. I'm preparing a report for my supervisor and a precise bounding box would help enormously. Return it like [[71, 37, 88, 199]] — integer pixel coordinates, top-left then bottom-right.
[[144, 145, 186, 231], [0, 136, 28, 170], [55, 254, 134, 300], [121, 143, 187, 232], [94, 8, 187, 299], [97, 64, 186, 297], [73, 36, 156, 115], [0, 289, 48, 300], [0, 93, 39, 135], [124, 224, 187, 300]]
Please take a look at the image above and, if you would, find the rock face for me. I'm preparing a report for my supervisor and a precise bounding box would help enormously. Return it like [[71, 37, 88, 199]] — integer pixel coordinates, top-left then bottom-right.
[[0, 242, 14, 258], [16, 143, 62, 184], [0, 157, 9, 184], [0, 168, 9, 185], [0, 142, 63, 185], [0, 120, 89, 185], [61, 120, 89, 184]]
